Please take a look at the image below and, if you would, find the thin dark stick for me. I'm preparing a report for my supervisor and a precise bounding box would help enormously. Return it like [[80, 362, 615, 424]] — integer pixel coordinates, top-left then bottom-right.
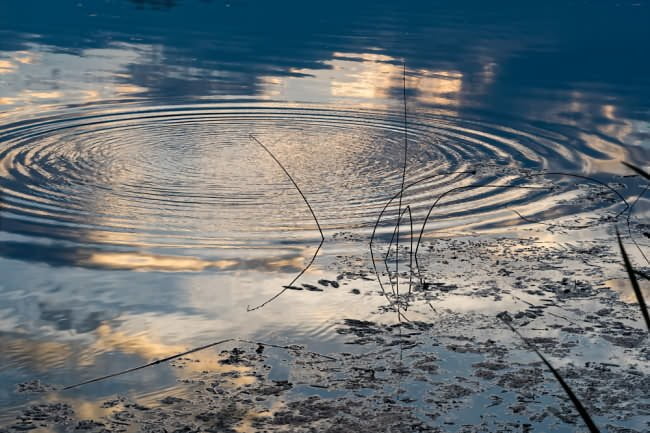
[[408, 203, 414, 297], [616, 228, 650, 332], [246, 135, 325, 312], [0, 182, 3, 232], [395, 62, 409, 298], [236, 339, 337, 361], [622, 161, 650, 265], [622, 161, 650, 180], [627, 184, 649, 265], [61, 337, 338, 391], [498, 315, 601, 433], [62, 338, 234, 390]]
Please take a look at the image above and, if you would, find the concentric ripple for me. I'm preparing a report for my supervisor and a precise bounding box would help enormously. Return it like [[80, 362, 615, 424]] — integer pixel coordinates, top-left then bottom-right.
[[0, 102, 628, 260]]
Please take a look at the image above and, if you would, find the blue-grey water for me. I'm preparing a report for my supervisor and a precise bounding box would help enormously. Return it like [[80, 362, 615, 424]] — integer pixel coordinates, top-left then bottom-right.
[[0, 1, 649, 429]]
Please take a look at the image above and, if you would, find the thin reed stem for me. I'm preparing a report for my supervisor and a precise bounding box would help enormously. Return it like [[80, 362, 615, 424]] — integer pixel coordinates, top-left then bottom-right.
[[616, 228, 650, 332], [498, 315, 601, 433], [246, 135, 325, 312]]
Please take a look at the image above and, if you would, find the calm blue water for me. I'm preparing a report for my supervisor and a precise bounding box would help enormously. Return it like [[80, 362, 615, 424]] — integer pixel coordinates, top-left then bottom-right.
[[0, 0, 649, 429]]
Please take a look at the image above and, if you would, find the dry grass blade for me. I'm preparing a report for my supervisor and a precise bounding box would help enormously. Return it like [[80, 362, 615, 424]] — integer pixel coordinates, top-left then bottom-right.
[[622, 161, 650, 180], [616, 228, 650, 332], [395, 62, 409, 303], [246, 135, 325, 312], [62, 338, 234, 390], [61, 337, 337, 391], [498, 314, 600, 433]]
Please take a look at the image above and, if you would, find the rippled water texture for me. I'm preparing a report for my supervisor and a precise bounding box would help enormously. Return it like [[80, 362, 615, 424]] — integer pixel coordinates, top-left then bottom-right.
[[0, 0, 649, 421]]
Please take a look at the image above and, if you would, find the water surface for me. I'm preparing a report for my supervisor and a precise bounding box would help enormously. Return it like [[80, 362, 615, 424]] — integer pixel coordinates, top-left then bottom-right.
[[1, 0, 649, 427]]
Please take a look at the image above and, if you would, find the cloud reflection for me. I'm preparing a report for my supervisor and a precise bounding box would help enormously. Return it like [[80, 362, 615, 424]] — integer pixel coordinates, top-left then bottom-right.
[[0, 241, 308, 273], [261, 51, 467, 109]]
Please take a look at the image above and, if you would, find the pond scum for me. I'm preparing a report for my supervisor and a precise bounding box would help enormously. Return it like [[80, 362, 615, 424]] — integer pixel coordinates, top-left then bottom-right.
[[5, 65, 650, 433]]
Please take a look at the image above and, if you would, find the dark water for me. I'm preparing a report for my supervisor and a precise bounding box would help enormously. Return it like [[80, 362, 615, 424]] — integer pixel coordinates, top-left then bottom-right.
[[0, 0, 649, 424]]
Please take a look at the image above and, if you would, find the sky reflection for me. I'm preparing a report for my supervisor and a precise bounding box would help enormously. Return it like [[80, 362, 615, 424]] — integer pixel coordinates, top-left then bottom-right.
[[0, 0, 649, 422], [0, 1, 648, 115]]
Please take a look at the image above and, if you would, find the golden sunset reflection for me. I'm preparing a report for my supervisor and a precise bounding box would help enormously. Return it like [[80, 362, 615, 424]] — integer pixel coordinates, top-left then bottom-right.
[[261, 50, 467, 108], [84, 252, 238, 272], [413, 69, 463, 106], [0, 60, 16, 74], [81, 324, 254, 381], [12, 51, 37, 65], [1, 323, 255, 382], [37, 393, 118, 425], [605, 278, 650, 304], [329, 52, 399, 99], [81, 250, 308, 273], [0, 336, 73, 372]]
